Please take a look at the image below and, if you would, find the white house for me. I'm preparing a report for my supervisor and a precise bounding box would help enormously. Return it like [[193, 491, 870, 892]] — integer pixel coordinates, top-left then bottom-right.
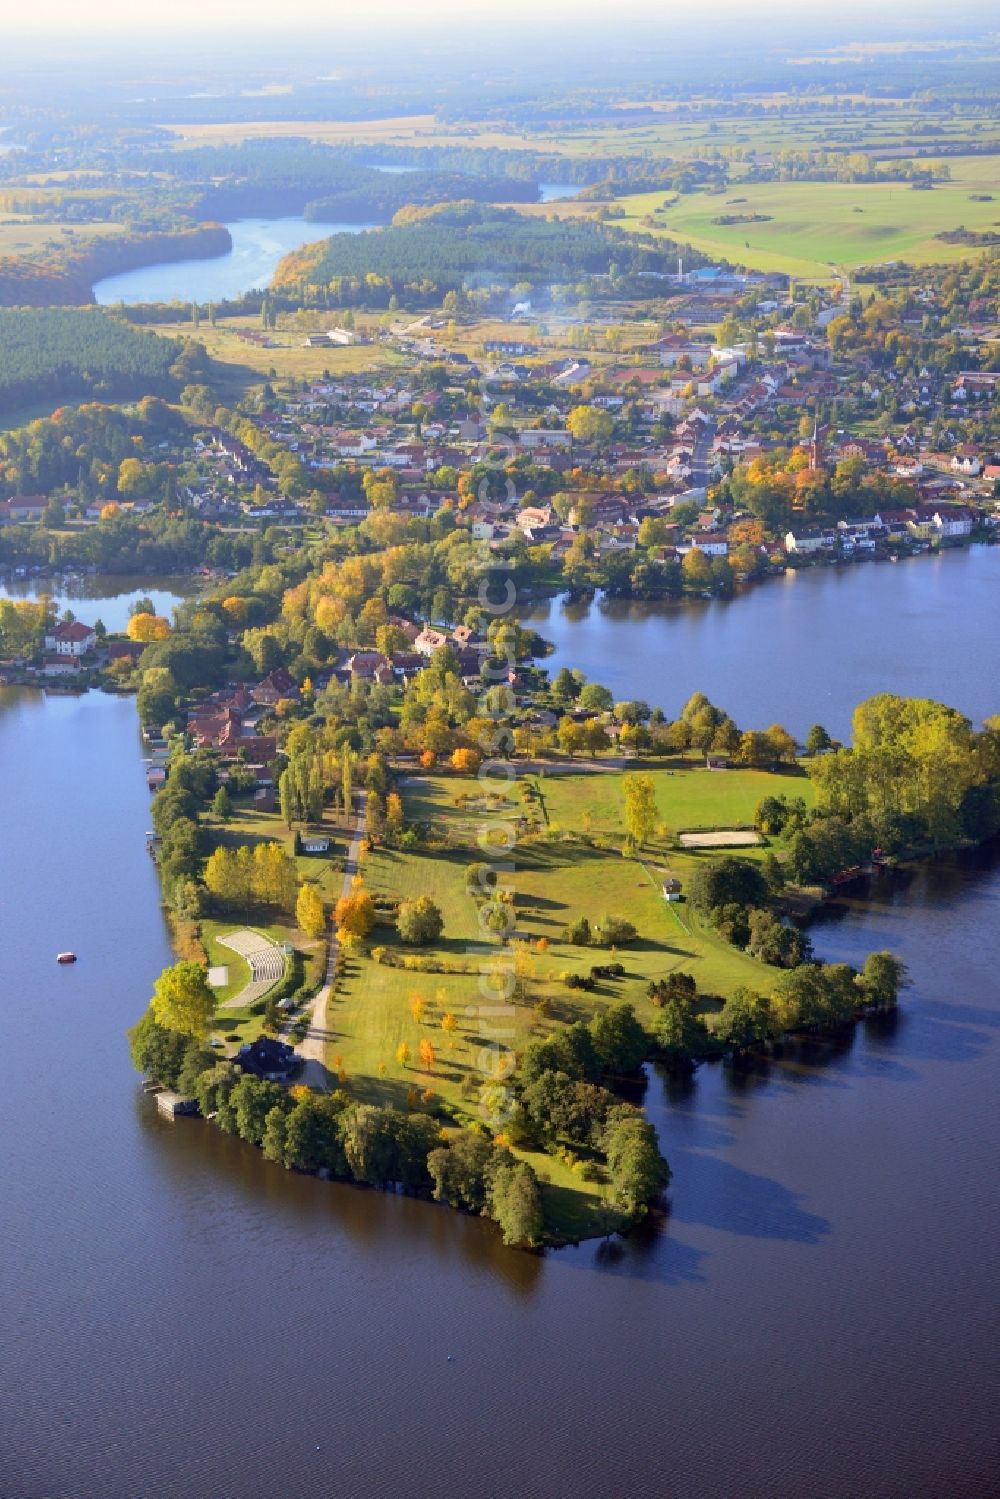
[[519, 429, 572, 450], [0, 495, 48, 523], [44, 620, 96, 657], [785, 528, 836, 554], [933, 509, 976, 539], [413, 627, 449, 656], [677, 533, 728, 558], [41, 655, 81, 677]]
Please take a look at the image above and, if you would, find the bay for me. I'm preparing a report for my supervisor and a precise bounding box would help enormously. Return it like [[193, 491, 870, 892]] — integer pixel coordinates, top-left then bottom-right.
[[92, 216, 375, 306], [519, 544, 1000, 738]]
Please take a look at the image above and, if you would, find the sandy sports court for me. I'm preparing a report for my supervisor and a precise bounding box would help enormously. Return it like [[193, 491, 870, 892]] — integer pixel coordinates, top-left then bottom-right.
[[678, 829, 762, 848]]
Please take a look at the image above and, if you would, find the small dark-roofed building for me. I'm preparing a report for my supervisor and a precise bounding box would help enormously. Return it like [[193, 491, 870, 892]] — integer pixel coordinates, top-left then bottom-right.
[[236, 1037, 296, 1081], [107, 639, 145, 663]]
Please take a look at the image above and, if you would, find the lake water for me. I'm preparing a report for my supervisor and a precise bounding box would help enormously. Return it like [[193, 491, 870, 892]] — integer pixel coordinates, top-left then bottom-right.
[[92, 216, 374, 306], [2, 577, 999, 1497], [538, 182, 590, 201], [366, 168, 584, 202], [520, 544, 1000, 739], [0, 575, 197, 634]]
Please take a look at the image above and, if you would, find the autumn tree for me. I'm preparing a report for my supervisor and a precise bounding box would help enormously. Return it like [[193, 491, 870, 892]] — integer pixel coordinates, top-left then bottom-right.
[[397, 896, 444, 945], [566, 405, 614, 445], [341, 746, 355, 817], [335, 878, 376, 939], [681, 548, 713, 589], [418, 1037, 437, 1072], [296, 882, 326, 939], [150, 960, 216, 1041], [451, 747, 481, 775], [127, 612, 171, 643], [622, 773, 658, 851]]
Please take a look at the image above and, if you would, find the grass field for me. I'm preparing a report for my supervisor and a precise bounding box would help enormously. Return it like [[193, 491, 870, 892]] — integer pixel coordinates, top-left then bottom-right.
[[151, 314, 407, 403], [536, 761, 813, 836], [0, 217, 125, 257], [201, 916, 295, 1048], [610, 156, 1000, 279], [325, 763, 808, 1107], [210, 759, 816, 1236]]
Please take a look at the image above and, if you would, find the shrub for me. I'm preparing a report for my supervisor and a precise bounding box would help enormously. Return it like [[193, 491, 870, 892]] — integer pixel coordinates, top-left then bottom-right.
[[595, 914, 637, 947], [397, 895, 445, 945], [563, 915, 592, 946], [687, 857, 768, 916]]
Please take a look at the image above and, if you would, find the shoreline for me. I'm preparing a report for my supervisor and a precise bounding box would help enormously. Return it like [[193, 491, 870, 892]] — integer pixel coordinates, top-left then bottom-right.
[[515, 532, 999, 627]]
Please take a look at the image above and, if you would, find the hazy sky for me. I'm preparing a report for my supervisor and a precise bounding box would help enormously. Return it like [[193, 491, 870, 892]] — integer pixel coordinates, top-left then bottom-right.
[[9, 0, 995, 26]]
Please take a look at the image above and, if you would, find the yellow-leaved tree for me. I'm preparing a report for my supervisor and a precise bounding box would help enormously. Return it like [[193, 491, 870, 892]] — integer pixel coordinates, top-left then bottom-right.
[[150, 960, 215, 1040], [296, 882, 326, 938], [334, 877, 375, 939], [127, 612, 171, 643]]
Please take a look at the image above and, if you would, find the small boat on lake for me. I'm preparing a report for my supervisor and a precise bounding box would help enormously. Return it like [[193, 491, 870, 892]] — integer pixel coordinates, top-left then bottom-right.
[[56, 952, 77, 964]]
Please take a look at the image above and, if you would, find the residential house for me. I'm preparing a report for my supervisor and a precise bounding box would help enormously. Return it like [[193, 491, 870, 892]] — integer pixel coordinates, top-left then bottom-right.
[[933, 508, 976, 539], [44, 621, 96, 657], [784, 527, 836, 554], [41, 655, 82, 677], [0, 495, 48, 523], [678, 533, 729, 558], [251, 669, 299, 706], [413, 627, 449, 656], [519, 429, 572, 451], [951, 448, 982, 477]]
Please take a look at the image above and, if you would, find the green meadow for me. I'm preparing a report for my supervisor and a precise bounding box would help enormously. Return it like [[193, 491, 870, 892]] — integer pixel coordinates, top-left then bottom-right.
[[614, 155, 1000, 279]]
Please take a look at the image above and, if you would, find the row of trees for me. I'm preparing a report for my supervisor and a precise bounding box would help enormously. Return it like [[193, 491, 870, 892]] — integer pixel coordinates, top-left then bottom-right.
[[203, 842, 298, 916], [129, 1007, 545, 1247], [809, 694, 1000, 852], [513, 1005, 670, 1215]]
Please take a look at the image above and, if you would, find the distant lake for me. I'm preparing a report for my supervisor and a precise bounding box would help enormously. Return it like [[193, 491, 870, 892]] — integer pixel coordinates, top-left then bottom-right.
[[538, 182, 590, 201], [0, 575, 197, 634], [92, 216, 375, 306], [368, 166, 585, 202]]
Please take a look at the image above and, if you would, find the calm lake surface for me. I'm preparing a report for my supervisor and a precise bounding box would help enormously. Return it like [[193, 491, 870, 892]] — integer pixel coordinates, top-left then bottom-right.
[[520, 544, 1000, 738], [2, 575, 999, 1497], [92, 216, 374, 305], [0, 575, 197, 633]]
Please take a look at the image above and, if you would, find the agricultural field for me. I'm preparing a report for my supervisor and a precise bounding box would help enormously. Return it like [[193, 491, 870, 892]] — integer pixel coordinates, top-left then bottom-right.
[[159, 102, 1000, 165], [610, 155, 1000, 279], [0, 217, 125, 257], [152, 313, 408, 403]]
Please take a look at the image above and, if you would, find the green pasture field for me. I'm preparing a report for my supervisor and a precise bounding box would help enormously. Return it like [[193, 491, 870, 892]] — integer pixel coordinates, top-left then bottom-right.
[[611, 156, 1000, 278]]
